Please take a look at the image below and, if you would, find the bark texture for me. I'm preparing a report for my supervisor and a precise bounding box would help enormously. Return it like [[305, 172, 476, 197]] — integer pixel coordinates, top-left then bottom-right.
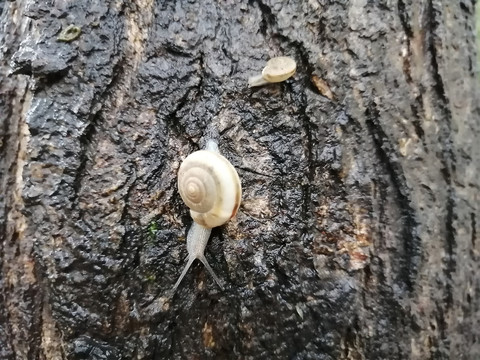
[[1, 0, 479, 359]]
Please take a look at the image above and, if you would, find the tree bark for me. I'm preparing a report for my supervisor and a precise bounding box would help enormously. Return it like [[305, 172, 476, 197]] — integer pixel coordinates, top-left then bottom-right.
[[1, 0, 479, 359]]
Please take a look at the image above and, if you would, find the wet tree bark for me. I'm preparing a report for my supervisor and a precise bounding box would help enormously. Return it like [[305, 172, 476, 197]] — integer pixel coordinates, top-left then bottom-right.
[[1, 0, 479, 359]]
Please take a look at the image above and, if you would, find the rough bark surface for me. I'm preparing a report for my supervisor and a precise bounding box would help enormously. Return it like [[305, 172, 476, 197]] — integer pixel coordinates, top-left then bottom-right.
[[1, 0, 479, 359]]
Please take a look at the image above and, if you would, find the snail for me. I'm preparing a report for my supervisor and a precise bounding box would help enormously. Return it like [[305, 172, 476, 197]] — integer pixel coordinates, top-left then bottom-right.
[[171, 140, 242, 293], [248, 56, 297, 87]]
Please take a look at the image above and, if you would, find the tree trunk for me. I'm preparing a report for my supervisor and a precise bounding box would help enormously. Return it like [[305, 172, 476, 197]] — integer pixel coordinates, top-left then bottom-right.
[[1, 0, 479, 359]]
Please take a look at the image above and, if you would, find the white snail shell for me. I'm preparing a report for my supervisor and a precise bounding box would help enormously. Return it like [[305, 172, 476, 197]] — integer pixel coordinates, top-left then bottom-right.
[[248, 56, 297, 87], [178, 149, 242, 228]]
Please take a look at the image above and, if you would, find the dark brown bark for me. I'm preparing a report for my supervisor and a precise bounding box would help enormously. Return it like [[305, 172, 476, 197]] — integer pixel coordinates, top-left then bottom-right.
[[1, 0, 479, 359]]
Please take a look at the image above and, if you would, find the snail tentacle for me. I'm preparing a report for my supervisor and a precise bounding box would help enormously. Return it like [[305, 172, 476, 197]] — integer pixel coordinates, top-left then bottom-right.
[[171, 256, 196, 295], [198, 255, 224, 290]]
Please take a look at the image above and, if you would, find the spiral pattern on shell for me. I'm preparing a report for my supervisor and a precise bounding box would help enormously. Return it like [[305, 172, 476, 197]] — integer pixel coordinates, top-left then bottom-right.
[[178, 150, 242, 228]]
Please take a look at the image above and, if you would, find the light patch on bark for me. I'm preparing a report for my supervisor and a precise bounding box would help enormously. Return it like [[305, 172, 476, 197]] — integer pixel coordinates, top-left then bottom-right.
[[41, 301, 65, 360], [4, 85, 34, 359], [126, 0, 154, 71], [202, 321, 216, 349]]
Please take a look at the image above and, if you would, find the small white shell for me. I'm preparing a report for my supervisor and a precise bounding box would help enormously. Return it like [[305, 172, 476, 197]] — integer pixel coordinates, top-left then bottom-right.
[[262, 56, 297, 82], [178, 150, 242, 228], [248, 56, 297, 87]]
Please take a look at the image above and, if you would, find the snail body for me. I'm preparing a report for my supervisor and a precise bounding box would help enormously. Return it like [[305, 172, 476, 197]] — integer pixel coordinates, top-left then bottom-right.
[[171, 222, 222, 293], [248, 56, 297, 87], [171, 140, 241, 293]]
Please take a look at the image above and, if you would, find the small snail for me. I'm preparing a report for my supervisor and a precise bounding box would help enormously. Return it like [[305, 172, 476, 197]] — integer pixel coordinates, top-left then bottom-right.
[[171, 140, 242, 293], [248, 56, 297, 87]]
